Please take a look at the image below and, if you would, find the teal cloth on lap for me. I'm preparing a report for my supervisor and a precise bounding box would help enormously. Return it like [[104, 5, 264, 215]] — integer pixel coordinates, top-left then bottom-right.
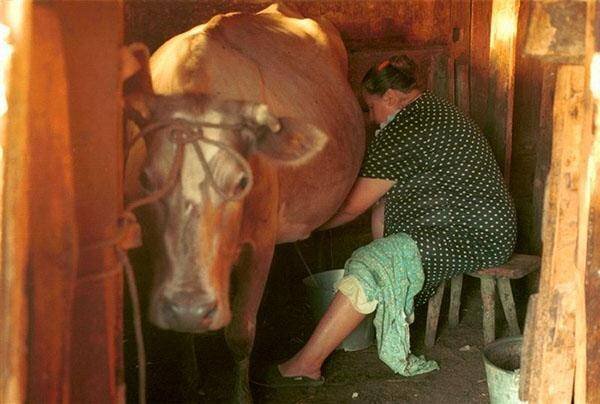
[[343, 233, 439, 376]]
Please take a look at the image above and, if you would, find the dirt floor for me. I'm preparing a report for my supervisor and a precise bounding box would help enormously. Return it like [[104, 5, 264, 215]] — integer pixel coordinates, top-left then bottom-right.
[[125, 241, 534, 404]]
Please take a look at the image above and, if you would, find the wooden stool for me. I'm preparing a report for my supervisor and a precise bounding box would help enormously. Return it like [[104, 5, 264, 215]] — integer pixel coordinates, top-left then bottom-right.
[[424, 254, 541, 348]]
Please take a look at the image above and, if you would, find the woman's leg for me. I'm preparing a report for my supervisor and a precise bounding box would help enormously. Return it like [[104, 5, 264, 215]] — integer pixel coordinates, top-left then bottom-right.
[[278, 292, 366, 380], [278, 200, 384, 380], [371, 198, 385, 239]]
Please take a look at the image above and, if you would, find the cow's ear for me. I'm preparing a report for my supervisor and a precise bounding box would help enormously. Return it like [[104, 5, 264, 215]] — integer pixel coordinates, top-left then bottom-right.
[[121, 43, 154, 124], [254, 117, 327, 166]]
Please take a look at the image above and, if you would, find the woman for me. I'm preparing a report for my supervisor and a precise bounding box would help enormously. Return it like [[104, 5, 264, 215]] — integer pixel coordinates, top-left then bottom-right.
[[267, 55, 517, 384]]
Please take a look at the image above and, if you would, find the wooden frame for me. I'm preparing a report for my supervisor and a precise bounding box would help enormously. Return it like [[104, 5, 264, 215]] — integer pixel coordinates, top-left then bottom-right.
[[0, 3, 32, 403]]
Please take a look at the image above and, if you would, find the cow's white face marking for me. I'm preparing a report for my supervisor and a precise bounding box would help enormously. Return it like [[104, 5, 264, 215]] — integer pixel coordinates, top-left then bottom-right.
[[173, 109, 225, 204]]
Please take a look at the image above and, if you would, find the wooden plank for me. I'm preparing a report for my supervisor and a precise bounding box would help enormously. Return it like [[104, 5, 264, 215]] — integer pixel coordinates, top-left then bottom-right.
[[531, 64, 557, 253], [0, 3, 31, 403], [509, 0, 540, 253], [582, 144, 600, 402], [27, 6, 78, 403], [484, 0, 520, 181], [469, 0, 492, 130], [575, 1, 600, 401], [519, 293, 538, 400], [449, 0, 471, 108], [497, 278, 520, 335], [524, 0, 586, 63], [51, 2, 125, 402], [481, 276, 496, 345], [525, 65, 584, 404], [454, 60, 470, 114], [425, 282, 445, 348], [448, 275, 463, 327]]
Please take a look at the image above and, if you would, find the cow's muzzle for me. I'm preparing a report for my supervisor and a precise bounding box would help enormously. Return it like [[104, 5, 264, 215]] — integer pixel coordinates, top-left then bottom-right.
[[151, 290, 217, 333]]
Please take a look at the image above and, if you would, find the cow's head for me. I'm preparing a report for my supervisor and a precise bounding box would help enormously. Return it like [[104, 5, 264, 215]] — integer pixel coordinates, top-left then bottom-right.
[[122, 44, 326, 332]]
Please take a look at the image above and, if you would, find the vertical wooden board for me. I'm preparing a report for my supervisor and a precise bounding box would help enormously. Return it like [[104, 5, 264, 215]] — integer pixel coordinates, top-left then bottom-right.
[[27, 6, 78, 403], [449, 0, 471, 112], [509, 0, 542, 253], [484, 0, 520, 180], [584, 168, 600, 403], [578, 1, 600, 401], [510, 55, 543, 253], [469, 0, 492, 129], [519, 293, 538, 400], [531, 64, 557, 254], [51, 2, 124, 403], [526, 65, 584, 404], [0, 2, 31, 403]]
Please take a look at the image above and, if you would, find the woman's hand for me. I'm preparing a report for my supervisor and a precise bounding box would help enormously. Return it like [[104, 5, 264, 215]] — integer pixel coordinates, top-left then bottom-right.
[[319, 177, 394, 230]]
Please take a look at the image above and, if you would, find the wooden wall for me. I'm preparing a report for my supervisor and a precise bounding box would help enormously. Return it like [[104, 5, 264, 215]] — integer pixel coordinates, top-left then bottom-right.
[[125, 1, 451, 52]]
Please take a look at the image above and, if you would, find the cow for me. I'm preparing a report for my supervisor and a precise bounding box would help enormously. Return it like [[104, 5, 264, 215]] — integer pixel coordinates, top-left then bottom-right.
[[123, 3, 364, 401]]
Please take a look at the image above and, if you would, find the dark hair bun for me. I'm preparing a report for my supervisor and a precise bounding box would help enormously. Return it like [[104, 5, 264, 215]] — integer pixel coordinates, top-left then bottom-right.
[[389, 55, 417, 82], [361, 54, 418, 95]]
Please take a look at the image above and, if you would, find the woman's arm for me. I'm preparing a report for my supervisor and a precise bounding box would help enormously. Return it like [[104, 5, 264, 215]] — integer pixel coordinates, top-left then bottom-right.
[[319, 177, 394, 230]]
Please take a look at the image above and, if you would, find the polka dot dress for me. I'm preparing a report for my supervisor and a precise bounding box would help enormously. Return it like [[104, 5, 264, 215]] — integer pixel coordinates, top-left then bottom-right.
[[360, 91, 517, 306]]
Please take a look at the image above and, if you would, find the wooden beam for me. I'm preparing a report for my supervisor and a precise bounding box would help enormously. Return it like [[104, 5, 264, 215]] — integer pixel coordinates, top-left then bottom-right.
[[524, 0, 586, 63], [484, 0, 520, 181], [0, 3, 31, 404], [51, 2, 125, 402], [469, 0, 492, 130], [531, 64, 557, 253], [523, 64, 584, 403], [449, 0, 471, 111], [27, 6, 78, 403], [575, 1, 600, 401]]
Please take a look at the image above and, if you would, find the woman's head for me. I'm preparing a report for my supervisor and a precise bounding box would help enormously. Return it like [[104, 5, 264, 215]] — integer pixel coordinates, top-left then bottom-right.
[[361, 55, 417, 96], [361, 55, 420, 124]]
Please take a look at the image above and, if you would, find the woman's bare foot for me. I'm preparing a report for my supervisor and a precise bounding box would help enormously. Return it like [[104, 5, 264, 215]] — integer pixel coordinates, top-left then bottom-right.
[[278, 360, 321, 380]]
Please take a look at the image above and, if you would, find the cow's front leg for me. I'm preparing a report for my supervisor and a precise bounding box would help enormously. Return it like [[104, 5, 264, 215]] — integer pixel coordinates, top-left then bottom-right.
[[225, 242, 275, 404]]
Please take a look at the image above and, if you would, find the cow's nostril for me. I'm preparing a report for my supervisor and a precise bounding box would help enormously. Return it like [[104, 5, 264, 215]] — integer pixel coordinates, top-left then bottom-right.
[[161, 295, 217, 326], [192, 301, 217, 321], [204, 302, 217, 319]]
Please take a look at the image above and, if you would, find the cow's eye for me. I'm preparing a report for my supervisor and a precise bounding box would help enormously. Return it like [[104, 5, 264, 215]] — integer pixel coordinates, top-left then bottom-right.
[[234, 175, 249, 195], [139, 171, 153, 192]]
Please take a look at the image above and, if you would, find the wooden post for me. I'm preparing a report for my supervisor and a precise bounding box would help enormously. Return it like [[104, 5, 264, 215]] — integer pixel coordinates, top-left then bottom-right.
[[484, 0, 520, 181], [575, 1, 600, 401], [469, 0, 492, 130], [522, 65, 584, 403], [0, 2, 31, 403], [524, 0, 587, 63], [449, 0, 471, 111], [51, 2, 125, 402], [531, 64, 557, 253], [27, 6, 78, 403]]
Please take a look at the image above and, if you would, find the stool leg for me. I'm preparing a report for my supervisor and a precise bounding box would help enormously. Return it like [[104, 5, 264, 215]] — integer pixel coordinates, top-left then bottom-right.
[[449, 275, 463, 327], [497, 277, 521, 336], [481, 276, 496, 345], [425, 282, 445, 348]]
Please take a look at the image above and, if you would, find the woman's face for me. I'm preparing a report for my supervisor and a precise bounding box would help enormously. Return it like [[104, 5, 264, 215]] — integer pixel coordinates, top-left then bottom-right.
[[363, 91, 390, 125]]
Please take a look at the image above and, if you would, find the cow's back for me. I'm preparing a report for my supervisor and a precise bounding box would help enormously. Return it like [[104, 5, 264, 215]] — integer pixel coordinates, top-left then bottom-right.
[[150, 4, 365, 242]]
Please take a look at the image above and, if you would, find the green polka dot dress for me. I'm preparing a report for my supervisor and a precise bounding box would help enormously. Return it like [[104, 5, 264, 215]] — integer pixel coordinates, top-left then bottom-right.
[[360, 91, 517, 306]]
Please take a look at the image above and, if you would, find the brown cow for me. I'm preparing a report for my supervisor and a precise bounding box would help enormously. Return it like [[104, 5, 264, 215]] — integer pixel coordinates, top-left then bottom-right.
[[124, 3, 364, 401]]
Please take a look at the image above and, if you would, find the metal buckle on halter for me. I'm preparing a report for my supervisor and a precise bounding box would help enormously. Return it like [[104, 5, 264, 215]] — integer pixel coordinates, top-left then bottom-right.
[[166, 120, 205, 144]]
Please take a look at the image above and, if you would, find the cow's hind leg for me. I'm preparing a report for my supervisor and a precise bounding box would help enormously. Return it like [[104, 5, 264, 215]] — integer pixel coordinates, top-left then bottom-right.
[[225, 243, 274, 404]]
